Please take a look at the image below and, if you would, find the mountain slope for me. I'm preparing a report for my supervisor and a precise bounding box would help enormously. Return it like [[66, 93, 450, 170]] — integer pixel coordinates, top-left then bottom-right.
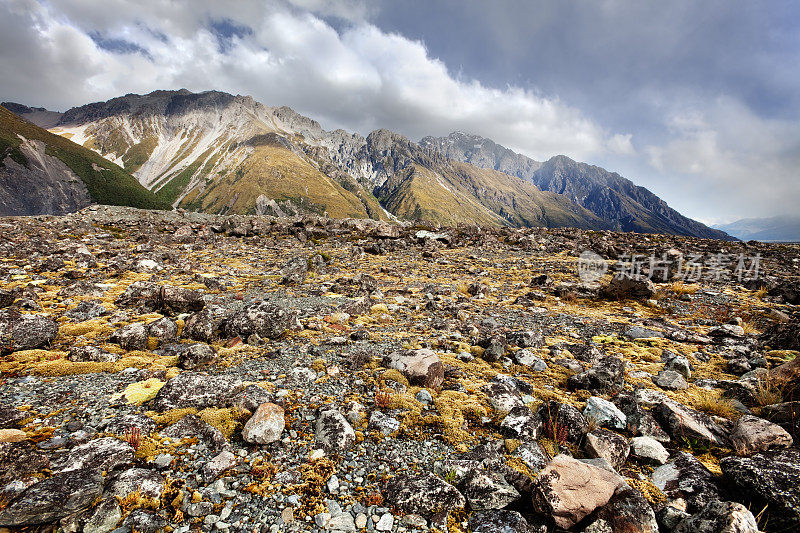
[[422, 132, 732, 240], [714, 216, 800, 242], [0, 105, 168, 216]]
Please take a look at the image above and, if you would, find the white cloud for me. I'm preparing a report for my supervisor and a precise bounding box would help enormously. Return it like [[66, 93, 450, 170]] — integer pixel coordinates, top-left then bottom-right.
[[0, 0, 627, 162]]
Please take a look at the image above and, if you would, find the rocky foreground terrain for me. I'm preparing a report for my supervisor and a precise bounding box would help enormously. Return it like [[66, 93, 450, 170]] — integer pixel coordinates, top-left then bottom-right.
[[0, 206, 798, 533]]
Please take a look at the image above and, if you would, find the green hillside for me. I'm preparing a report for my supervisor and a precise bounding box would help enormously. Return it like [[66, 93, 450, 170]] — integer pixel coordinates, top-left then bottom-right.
[[0, 105, 169, 211]]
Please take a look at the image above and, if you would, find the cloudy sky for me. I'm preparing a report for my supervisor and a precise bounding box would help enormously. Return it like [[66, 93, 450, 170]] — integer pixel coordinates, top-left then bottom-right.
[[1, 0, 798, 224]]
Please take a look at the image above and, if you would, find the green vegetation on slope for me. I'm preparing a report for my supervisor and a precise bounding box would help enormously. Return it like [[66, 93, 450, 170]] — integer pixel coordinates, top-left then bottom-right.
[[0, 106, 169, 210]]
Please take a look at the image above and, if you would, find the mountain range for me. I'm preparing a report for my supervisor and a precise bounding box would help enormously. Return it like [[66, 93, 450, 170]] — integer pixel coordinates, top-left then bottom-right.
[[713, 215, 800, 242], [2, 90, 731, 239]]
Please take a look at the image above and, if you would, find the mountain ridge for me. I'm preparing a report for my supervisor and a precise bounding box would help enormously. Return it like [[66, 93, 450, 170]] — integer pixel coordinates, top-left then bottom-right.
[[4, 90, 732, 239]]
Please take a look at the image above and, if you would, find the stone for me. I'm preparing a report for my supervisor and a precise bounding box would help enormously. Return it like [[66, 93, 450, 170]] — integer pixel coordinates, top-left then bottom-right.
[[315, 409, 355, 453], [500, 405, 542, 440], [83, 498, 122, 533], [513, 349, 547, 370], [599, 486, 660, 533], [57, 437, 134, 474], [630, 436, 670, 465], [0, 310, 58, 354], [600, 275, 656, 300], [584, 396, 627, 430], [384, 473, 466, 516], [162, 414, 228, 451], [68, 346, 119, 363], [202, 450, 237, 482], [567, 356, 626, 393], [148, 372, 242, 411], [0, 468, 103, 526], [222, 301, 289, 340], [242, 403, 285, 444], [383, 349, 444, 389], [652, 451, 720, 512], [230, 385, 273, 412], [468, 510, 545, 533], [183, 306, 229, 342], [654, 370, 688, 390], [147, 317, 178, 342], [375, 513, 394, 531], [513, 441, 550, 473], [102, 413, 157, 436], [0, 405, 25, 429], [624, 326, 664, 340], [107, 468, 164, 499], [537, 400, 589, 443], [368, 411, 400, 436], [483, 382, 524, 417], [110, 322, 148, 350], [0, 429, 26, 442], [530, 454, 626, 529], [656, 398, 730, 447], [65, 300, 109, 321], [160, 286, 205, 314], [673, 500, 758, 533], [584, 429, 630, 470], [164, 342, 218, 370], [721, 448, 800, 522], [0, 442, 49, 484], [460, 469, 521, 510], [730, 414, 793, 454], [666, 355, 692, 379], [279, 256, 308, 285]]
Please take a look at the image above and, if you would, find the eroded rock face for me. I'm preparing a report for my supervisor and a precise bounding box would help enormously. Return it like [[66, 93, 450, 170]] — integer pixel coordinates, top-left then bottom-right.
[[383, 348, 444, 389], [315, 409, 355, 453], [0, 468, 103, 526], [223, 301, 290, 340], [384, 473, 466, 517], [0, 310, 58, 353], [530, 454, 625, 529], [721, 448, 800, 523]]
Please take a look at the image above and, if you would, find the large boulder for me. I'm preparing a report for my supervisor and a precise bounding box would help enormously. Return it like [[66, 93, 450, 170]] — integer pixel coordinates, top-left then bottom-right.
[[600, 275, 656, 301], [56, 437, 134, 474], [148, 372, 243, 411], [161, 414, 228, 452], [721, 448, 800, 524], [0, 468, 103, 526], [599, 486, 660, 533], [673, 500, 758, 533], [652, 451, 720, 512], [730, 414, 793, 454], [384, 473, 466, 517], [537, 401, 589, 444], [656, 399, 730, 448], [459, 469, 521, 510], [110, 322, 148, 351], [223, 301, 290, 340], [530, 454, 626, 529], [584, 429, 630, 470], [0, 310, 58, 354], [383, 349, 444, 389]]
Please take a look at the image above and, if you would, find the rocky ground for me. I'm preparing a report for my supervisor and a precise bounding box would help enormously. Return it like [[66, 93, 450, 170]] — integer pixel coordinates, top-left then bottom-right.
[[0, 205, 799, 533]]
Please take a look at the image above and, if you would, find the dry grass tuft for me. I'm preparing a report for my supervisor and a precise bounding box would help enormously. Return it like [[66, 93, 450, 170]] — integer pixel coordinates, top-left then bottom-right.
[[693, 391, 742, 420], [754, 378, 783, 407]]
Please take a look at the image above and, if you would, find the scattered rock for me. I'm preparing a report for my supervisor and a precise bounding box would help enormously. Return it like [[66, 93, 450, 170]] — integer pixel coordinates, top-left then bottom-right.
[[242, 403, 285, 444]]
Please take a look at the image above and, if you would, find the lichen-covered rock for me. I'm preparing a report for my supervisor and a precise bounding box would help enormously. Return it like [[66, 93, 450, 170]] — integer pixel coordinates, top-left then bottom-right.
[[0, 310, 58, 354], [652, 451, 720, 512], [721, 448, 800, 524], [730, 414, 793, 454], [513, 441, 550, 473], [654, 370, 688, 390], [530, 454, 626, 529], [600, 275, 656, 300], [656, 399, 730, 447], [315, 409, 355, 453], [201, 450, 237, 482], [384, 472, 466, 516], [584, 396, 627, 430], [147, 317, 178, 342], [231, 385, 273, 412], [483, 382, 524, 418], [383, 348, 444, 389], [223, 300, 290, 340], [459, 469, 521, 510], [166, 342, 217, 370], [68, 345, 119, 363], [162, 414, 228, 451], [107, 468, 164, 499], [673, 500, 758, 533], [584, 429, 630, 470], [0, 468, 103, 526], [110, 322, 148, 350], [242, 403, 285, 444], [500, 405, 542, 440], [148, 371, 242, 411], [468, 510, 545, 533], [599, 486, 660, 533], [567, 356, 626, 393], [537, 400, 589, 443], [160, 286, 205, 314], [82, 497, 122, 533], [630, 436, 670, 465], [183, 305, 230, 342], [56, 437, 134, 474], [0, 441, 49, 484]]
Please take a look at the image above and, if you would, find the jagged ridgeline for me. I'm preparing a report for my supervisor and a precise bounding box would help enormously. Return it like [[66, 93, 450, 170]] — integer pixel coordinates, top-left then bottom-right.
[[0, 105, 169, 216], [5, 90, 731, 239]]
